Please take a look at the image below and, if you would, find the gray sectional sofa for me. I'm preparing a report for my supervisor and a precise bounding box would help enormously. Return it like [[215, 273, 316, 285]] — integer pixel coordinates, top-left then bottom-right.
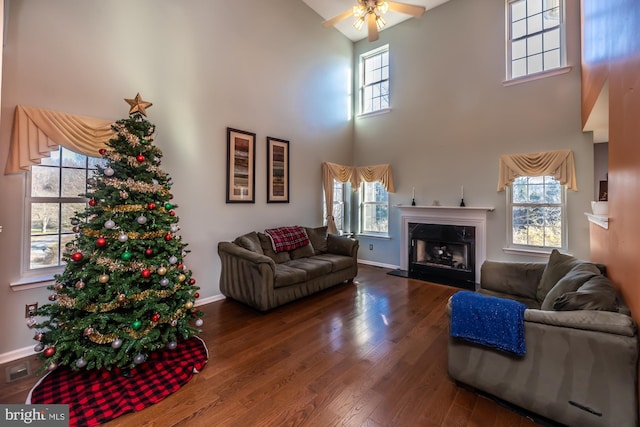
[[218, 226, 358, 311], [447, 250, 639, 427]]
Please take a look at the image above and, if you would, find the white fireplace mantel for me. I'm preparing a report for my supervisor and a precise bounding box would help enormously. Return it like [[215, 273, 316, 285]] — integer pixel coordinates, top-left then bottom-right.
[[396, 205, 494, 284]]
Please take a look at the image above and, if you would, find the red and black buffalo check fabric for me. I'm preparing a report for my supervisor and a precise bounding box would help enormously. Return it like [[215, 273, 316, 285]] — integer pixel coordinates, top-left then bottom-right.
[[27, 336, 208, 427], [265, 225, 309, 253]]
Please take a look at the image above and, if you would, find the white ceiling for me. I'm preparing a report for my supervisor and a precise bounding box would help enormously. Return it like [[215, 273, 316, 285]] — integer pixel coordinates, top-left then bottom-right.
[[301, 0, 452, 42]]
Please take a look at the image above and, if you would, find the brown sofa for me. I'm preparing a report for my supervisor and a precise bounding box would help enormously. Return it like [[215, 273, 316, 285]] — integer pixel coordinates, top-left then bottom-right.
[[447, 250, 639, 427], [218, 226, 358, 311]]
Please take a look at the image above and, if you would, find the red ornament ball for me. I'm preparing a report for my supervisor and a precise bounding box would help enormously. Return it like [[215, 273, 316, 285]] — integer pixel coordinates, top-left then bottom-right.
[[136, 154, 145, 163], [88, 199, 97, 207], [164, 234, 172, 241], [141, 269, 152, 278], [151, 313, 161, 322], [98, 148, 106, 155], [96, 237, 107, 247], [177, 263, 184, 270], [194, 292, 200, 298], [147, 202, 156, 210], [188, 278, 196, 285], [71, 252, 83, 262], [145, 248, 153, 257], [169, 211, 176, 217], [43, 347, 56, 358]]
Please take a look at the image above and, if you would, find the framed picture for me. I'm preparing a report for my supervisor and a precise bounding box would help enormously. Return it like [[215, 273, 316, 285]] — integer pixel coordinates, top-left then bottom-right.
[[226, 128, 256, 203], [267, 137, 289, 203]]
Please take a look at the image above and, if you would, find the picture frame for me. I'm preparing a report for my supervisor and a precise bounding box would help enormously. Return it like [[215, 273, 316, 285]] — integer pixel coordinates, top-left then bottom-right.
[[267, 137, 289, 203], [226, 127, 256, 203]]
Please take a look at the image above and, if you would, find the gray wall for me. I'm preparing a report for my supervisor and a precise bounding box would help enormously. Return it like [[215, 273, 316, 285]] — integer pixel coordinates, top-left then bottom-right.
[[353, 0, 594, 267], [0, 0, 353, 357]]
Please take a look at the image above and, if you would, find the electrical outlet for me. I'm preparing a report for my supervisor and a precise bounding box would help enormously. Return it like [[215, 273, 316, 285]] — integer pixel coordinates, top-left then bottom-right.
[[369, 244, 374, 250], [25, 303, 38, 318]]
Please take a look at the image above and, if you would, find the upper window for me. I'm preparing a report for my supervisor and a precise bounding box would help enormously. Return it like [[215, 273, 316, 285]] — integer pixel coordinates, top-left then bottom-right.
[[359, 45, 389, 115], [508, 176, 566, 250], [507, 0, 565, 80], [360, 181, 389, 235], [25, 147, 103, 272]]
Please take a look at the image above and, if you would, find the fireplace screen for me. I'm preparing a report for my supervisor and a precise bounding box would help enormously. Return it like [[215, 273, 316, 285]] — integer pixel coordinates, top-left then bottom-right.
[[413, 240, 470, 272]]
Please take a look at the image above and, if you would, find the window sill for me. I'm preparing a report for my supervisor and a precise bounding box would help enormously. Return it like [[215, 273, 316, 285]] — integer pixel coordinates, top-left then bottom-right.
[[502, 247, 562, 258], [10, 274, 56, 291], [356, 108, 391, 119], [356, 233, 391, 240], [503, 66, 572, 87]]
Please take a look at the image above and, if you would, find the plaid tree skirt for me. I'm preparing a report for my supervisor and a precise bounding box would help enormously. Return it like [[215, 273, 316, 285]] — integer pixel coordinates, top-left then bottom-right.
[[27, 336, 208, 427]]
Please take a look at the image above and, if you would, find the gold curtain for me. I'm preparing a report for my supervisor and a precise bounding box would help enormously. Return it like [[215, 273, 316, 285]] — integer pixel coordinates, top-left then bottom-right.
[[5, 105, 115, 174], [497, 149, 578, 191], [321, 161, 395, 234]]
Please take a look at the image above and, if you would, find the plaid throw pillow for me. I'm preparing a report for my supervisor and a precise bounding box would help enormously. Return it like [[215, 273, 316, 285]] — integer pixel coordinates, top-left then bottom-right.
[[265, 226, 310, 253]]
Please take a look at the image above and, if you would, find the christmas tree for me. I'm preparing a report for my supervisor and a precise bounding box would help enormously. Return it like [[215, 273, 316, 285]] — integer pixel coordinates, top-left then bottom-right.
[[34, 94, 204, 372]]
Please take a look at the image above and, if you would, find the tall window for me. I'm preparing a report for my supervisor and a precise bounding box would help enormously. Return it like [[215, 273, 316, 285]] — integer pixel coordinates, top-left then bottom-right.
[[25, 147, 103, 272], [507, 0, 564, 79], [360, 181, 388, 235], [508, 176, 565, 250], [359, 45, 389, 115]]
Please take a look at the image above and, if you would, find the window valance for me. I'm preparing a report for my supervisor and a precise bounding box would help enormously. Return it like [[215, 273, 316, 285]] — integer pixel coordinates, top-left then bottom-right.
[[321, 161, 395, 234], [5, 105, 115, 174], [497, 149, 578, 191]]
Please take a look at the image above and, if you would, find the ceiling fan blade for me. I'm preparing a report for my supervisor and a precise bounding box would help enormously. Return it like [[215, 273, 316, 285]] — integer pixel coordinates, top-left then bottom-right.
[[387, 1, 426, 17], [367, 13, 379, 42], [322, 9, 353, 28]]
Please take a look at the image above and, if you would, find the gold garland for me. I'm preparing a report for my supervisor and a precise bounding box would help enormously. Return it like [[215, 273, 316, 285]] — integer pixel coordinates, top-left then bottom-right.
[[102, 177, 170, 195], [102, 205, 168, 214], [107, 152, 165, 175], [86, 309, 184, 344], [56, 283, 182, 312], [95, 257, 147, 272], [82, 228, 168, 240]]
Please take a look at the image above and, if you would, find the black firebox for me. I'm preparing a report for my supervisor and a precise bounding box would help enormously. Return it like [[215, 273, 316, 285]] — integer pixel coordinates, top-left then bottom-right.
[[408, 222, 476, 290]]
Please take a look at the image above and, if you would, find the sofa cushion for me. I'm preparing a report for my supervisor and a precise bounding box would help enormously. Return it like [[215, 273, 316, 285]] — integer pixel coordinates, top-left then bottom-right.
[[233, 231, 264, 255], [284, 258, 333, 280], [553, 275, 619, 312], [313, 253, 355, 273], [540, 263, 601, 310], [291, 242, 315, 260], [264, 226, 309, 253], [305, 226, 328, 254], [537, 249, 583, 302], [258, 232, 291, 263], [273, 264, 307, 289]]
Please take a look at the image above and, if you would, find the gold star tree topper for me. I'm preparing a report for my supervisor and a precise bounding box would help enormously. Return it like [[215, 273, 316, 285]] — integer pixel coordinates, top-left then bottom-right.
[[125, 93, 153, 116]]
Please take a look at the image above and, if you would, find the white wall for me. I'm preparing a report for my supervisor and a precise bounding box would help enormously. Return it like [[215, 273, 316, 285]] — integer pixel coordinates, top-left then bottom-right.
[[353, 0, 594, 267], [0, 0, 353, 357]]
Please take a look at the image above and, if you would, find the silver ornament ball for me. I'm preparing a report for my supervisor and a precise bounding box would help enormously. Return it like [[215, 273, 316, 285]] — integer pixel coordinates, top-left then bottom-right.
[[111, 338, 123, 349]]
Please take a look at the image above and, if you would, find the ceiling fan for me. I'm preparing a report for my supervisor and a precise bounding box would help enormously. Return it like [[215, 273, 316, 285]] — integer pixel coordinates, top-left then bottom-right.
[[322, 1, 426, 42]]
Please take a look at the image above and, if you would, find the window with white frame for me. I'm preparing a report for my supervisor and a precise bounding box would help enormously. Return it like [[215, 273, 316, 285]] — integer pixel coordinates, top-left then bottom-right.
[[360, 181, 388, 235], [359, 45, 389, 115], [507, 0, 565, 79], [508, 176, 566, 250], [323, 179, 346, 233], [25, 146, 103, 272]]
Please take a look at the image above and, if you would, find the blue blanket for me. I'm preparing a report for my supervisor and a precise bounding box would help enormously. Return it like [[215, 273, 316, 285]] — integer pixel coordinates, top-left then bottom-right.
[[450, 291, 527, 356]]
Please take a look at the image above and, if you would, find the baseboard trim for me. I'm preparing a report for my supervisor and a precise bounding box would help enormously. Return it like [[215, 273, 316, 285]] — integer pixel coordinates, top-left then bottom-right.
[[357, 259, 399, 270]]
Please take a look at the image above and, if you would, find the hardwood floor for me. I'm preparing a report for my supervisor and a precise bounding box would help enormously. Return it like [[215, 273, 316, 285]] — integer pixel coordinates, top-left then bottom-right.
[[0, 264, 542, 426]]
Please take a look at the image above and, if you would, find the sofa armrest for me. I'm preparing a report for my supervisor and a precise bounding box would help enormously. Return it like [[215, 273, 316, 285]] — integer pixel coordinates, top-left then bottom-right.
[[524, 309, 637, 337], [480, 260, 546, 301], [218, 241, 275, 267], [327, 234, 359, 257]]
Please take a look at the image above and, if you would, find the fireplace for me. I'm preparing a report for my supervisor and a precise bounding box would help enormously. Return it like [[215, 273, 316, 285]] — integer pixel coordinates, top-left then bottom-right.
[[398, 205, 493, 289], [409, 223, 475, 289]]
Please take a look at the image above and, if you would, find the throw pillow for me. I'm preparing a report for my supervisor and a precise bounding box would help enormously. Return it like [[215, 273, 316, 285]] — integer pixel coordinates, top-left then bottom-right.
[[233, 231, 263, 255], [257, 232, 291, 263], [291, 242, 315, 260], [537, 249, 582, 303], [305, 226, 328, 255], [553, 275, 619, 312], [540, 263, 601, 310]]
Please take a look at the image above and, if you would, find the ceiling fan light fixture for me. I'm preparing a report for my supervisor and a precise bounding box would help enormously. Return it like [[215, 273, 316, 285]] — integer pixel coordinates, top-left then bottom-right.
[[375, 15, 386, 30], [353, 4, 366, 18], [376, 1, 390, 15], [354, 16, 366, 30]]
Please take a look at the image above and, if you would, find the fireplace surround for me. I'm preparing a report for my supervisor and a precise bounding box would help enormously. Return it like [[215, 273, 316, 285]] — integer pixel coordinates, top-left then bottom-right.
[[398, 205, 493, 288]]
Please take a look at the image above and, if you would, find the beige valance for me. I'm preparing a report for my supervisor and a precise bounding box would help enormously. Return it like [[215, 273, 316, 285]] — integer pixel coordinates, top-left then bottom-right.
[[497, 149, 578, 191], [321, 162, 395, 234], [5, 105, 115, 174]]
